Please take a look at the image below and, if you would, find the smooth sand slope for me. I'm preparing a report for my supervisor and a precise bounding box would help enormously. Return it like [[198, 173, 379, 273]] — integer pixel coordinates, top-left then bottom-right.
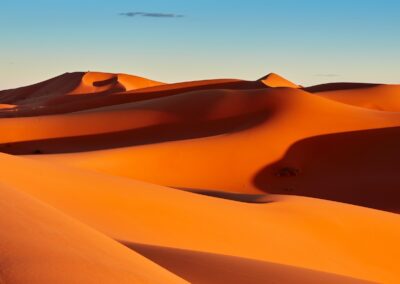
[[0, 182, 185, 284], [9, 86, 400, 211], [0, 153, 398, 283], [307, 83, 400, 111], [124, 243, 368, 284], [0, 72, 266, 117], [258, 72, 299, 88], [1, 71, 400, 283], [0, 71, 164, 117]]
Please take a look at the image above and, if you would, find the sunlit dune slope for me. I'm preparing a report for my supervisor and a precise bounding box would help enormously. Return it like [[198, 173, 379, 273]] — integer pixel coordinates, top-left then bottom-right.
[[0, 182, 186, 284], [306, 83, 400, 111], [0, 153, 398, 283], [0, 103, 16, 109], [0, 71, 163, 110], [258, 73, 299, 88], [15, 86, 400, 211], [124, 243, 368, 284], [69, 71, 164, 94], [0, 73, 271, 117]]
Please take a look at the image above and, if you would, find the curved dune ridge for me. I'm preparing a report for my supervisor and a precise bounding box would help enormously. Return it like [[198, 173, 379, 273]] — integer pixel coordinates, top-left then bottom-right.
[[69, 71, 165, 94], [0, 71, 399, 283], [0, 71, 164, 116], [258, 72, 299, 88], [307, 83, 400, 111], [0, 181, 185, 284]]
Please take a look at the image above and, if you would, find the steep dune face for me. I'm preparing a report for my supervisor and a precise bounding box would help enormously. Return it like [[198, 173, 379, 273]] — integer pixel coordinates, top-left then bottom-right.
[[254, 126, 400, 212], [0, 72, 164, 115], [1, 71, 400, 283], [0, 87, 279, 147], [258, 73, 299, 88], [0, 182, 185, 284], [69, 71, 164, 94], [0, 72, 84, 105]]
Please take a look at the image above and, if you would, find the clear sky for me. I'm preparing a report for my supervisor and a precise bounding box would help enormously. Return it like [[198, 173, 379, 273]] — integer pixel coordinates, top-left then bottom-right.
[[1, 0, 399, 89]]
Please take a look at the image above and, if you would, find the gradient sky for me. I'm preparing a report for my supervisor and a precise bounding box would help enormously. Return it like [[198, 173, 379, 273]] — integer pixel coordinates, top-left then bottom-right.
[[1, 0, 399, 89]]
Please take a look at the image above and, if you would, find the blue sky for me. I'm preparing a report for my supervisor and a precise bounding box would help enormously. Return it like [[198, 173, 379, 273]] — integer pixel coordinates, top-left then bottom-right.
[[1, 0, 399, 89]]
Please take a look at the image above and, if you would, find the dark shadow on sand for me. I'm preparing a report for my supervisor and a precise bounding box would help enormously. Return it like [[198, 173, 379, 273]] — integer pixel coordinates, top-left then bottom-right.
[[174, 187, 273, 204], [0, 111, 271, 154], [253, 126, 400, 212], [304, 82, 379, 93], [119, 241, 370, 284], [0, 80, 267, 118]]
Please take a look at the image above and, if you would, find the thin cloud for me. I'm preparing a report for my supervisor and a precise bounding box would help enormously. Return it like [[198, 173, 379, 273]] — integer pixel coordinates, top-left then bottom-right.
[[119, 12, 184, 18]]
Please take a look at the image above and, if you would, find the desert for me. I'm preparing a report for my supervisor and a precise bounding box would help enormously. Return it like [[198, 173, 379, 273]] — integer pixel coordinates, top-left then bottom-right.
[[0, 70, 399, 283]]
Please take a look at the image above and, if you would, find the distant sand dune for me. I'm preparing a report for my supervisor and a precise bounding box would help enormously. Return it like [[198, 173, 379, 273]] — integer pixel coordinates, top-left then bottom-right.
[[309, 83, 400, 111], [258, 72, 299, 88]]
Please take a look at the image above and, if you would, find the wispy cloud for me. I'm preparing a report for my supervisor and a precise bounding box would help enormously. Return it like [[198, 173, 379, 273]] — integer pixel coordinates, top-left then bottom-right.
[[315, 73, 340, 77], [119, 12, 184, 18]]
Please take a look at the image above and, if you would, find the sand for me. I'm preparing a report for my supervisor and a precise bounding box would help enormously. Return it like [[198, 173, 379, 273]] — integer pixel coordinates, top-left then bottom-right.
[[0, 181, 185, 284], [0, 71, 399, 283]]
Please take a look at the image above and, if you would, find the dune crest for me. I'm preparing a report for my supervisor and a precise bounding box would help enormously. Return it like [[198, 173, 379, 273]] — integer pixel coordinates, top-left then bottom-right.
[[258, 72, 299, 88], [69, 71, 164, 94], [307, 83, 400, 111], [0, 71, 163, 109]]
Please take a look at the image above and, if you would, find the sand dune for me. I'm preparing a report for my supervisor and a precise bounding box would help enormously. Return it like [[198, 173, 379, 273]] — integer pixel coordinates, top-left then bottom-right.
[[0, 153, 398, 282], [1, 71, 400, 283], [0, 182, 185, 284], [258, 72, 299, 88], [124, 242, 368, 284], [0, 73, 266, 117], [12, 85, 400, 210], [308, 83, 400, 111], [0, 71, 163, 117]]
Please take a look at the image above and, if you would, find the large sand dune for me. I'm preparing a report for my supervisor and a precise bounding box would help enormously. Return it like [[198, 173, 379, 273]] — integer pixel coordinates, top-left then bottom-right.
[[0, 180, 185, 284], [0, 71, 399, 283]]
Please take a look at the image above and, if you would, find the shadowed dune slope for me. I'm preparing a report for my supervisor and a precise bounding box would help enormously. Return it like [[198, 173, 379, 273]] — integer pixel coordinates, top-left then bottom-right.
[[69, 72, 164, 94], [0, 183, 186, 284], [0, 87, 273, 144], [0, 71, 163, 116], [0, 72, 84, 104], [254, 126, 400, 212], [22, 87, 400, 211], [0, 74, 267, 117], [258, 73, 299, 88], [304, 82, 378, 93], [0, 154, 398, 282], [123, 242, 369, 284]]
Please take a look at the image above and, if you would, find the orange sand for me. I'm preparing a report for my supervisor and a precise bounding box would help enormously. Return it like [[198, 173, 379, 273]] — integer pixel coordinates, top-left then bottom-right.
[[0, 181, 185, 284], [258, 72, 299, 88], [0, 71, 399, 283], [307, 83, 400, 111]]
